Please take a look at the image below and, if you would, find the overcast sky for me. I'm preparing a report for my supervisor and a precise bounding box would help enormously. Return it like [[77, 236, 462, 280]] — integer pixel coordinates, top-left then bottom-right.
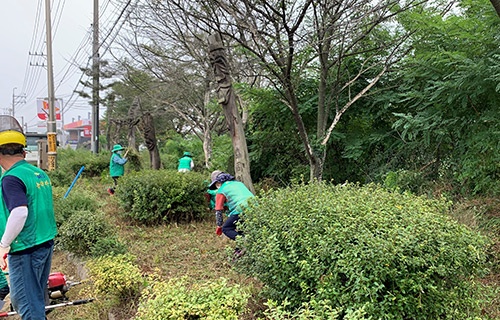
[[0, 1, 119, 133]]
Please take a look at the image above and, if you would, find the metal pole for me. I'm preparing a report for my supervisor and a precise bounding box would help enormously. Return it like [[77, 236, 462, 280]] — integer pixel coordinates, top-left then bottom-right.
[[12, 87, 17, 118], [64, 166, 85, 198], [91, 0, 100, 154], [45, 0, 57, 170]]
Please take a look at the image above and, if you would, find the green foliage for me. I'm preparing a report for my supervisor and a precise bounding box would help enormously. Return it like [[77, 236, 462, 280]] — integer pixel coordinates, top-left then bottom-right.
[[53, 188, 100, 227], [242, 85, 309, 184], [89, 236, 128, 257], [117, 169, 209, 224], [134, 277, 249, 320], [236, 182, 492, 319], [261, 299, 369, 320], [385, 1, 500, 196], [58, 210, 115, 256], [87, 254, 144, 302], [160, 131, 233, 172], [47, 169, 73, 188], [53, 147, 110, 179], [383, 169, 429, 195], [126, 150, 143, 172], [162, 132, 203, 171]]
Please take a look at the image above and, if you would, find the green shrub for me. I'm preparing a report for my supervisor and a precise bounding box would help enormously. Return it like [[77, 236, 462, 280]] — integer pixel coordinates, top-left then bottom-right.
[[54, 148, 110, 178], [134, 277, 249, 320], [261, 299, 368, 320], [90, 236, 128, 257], [117, 169, 209, 224], [58, 210, 114, 256], [236, 182, 492, 319], [87, 254, 144, 302], [383, 169, 428, 195], [47, 169, 73, 187], [53, 189, 100, 227]]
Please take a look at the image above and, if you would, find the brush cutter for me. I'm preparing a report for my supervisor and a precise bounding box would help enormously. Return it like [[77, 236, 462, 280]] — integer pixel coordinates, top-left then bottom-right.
[[0, 270, 93, 317], [0, 299, 94, 317]]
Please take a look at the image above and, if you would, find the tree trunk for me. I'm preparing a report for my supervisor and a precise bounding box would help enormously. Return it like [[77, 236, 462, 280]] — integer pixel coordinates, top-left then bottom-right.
[[127, 97, 140, 151], [203, 81, 212, 169], [491, 0, 500, 18], [208, 33, 255, 194], [142, 112, 161, 169]]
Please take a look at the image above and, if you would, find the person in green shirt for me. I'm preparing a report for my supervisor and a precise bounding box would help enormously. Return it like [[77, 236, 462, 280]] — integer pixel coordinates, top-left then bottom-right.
[[108, 144, 128, 195], [177, 152, 194, 172], [0, 115, 57, 319], [208, 170, 255, 257]]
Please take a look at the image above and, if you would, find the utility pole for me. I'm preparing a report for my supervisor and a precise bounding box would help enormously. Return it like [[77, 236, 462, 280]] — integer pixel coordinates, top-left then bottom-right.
[[12, 87, 16, 118], [45, 0, 57, 170], [91, 0, 100, 154], [11, 87, 26, 120]]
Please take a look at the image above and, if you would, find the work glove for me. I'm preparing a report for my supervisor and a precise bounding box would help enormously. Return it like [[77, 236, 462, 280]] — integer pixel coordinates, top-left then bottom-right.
[[215, 226, 223, 236], [0, 245, 10, 271]]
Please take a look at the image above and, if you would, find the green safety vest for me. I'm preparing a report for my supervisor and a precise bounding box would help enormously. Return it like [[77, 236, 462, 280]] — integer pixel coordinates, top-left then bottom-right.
[[109, 153, 126, 177], [177, 156, 192, 171], [216, 180, 255, 216], [0, 160, 57, 253]]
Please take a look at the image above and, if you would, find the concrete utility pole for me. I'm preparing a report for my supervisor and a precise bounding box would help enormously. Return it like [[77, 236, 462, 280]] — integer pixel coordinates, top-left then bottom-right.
[[44, 0, 57, 170], [91, 0, 100, 154]]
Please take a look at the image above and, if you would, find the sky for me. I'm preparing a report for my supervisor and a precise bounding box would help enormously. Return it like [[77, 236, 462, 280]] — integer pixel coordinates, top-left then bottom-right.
[[0, 1, 122, 133]]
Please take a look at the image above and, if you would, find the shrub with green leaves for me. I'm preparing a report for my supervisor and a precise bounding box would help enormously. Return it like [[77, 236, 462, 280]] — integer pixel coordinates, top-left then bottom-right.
[[134, 277, 249, 320], [117, 169, 209, 224], [236, 182, 492, 319], [89, 236, 128, 257], [261, 299, 368, 320], [87, 254, 144, 302], [58, 210, 114, 256], [53, 188, 100, 227]]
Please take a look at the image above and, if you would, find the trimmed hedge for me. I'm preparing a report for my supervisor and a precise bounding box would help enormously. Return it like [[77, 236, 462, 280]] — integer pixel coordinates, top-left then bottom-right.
[[58, 210, 115, 256], [116, 170, 209, 224], [236, 182, 492, 319]]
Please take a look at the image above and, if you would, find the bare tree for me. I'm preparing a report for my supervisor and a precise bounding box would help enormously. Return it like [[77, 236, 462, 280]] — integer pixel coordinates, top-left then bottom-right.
[[115, 1, 226, 169], [170, 0, 438, 180]]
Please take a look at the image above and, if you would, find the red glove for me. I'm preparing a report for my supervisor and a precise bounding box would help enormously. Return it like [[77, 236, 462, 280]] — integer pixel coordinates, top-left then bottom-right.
[[1, 253, 7, 271], [215, 226, 223, 236]]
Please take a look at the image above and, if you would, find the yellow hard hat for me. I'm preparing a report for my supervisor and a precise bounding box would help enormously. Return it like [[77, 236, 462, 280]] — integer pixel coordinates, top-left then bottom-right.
[[0, 116, 26, 147], [0, 130, 27, 147]]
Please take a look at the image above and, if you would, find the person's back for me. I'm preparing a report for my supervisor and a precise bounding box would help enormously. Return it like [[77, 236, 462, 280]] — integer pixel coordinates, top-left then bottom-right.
[[178, 152, 194, 172], [216, 180, 254, 216], [0, 115, 57, 319]]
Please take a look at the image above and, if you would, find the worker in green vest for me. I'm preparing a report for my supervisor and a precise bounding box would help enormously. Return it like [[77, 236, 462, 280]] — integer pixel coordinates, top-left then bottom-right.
[[208, 170, 255, 258], [108, 144, 128, 195], [177, 151, 194, 172], [0, 115, 57, 319]]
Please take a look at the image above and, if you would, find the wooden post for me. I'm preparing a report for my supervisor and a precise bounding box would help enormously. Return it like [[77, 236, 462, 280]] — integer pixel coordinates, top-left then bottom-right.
[[208, 33, 254, 193]]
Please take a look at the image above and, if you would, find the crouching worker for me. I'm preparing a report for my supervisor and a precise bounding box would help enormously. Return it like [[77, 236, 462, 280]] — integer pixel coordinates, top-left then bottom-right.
[[0, 115, 58, 319], [208, 170, 255, 255]]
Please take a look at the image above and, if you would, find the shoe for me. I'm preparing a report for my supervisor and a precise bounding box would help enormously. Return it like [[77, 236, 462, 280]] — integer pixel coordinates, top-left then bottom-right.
[[107, 188, 115, 195]]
